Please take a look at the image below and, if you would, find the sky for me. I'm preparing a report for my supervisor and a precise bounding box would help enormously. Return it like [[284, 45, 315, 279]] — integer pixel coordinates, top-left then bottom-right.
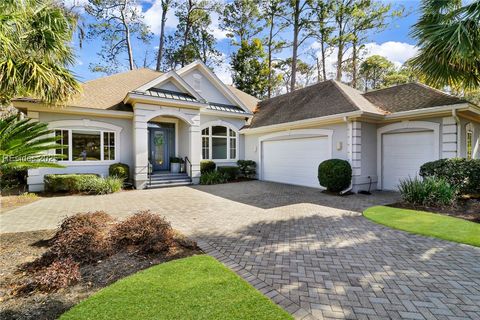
[[70, 0, 423, 84]]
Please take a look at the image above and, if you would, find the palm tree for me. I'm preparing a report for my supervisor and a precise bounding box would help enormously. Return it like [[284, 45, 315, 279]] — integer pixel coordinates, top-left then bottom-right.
[[0, 0, 81, 105], [0, 115, 65, 172], [410, 0, 480, 90]]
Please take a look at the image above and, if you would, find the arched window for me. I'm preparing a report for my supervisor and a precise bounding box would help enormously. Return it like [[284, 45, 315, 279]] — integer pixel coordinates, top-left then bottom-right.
[[466, 123, 473, 159], [201, 125, 237, 160]]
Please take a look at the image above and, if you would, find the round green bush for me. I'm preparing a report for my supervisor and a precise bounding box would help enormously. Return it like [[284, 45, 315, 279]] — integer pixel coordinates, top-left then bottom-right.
[[200, 160, 216, 174], [318, 159, 352, 192], [109, 163, 129, 182]]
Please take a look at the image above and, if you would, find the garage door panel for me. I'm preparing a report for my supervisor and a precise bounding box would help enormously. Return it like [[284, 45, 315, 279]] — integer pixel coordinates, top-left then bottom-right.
[[262, 137, 330, 188], [382, 131, 435, 190]]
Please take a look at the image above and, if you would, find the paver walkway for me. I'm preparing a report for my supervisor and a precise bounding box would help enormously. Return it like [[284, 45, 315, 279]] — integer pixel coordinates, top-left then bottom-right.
[[1, 181, 479, 320]]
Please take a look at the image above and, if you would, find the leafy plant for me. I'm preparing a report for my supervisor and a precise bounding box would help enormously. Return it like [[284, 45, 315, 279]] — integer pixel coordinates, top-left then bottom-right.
[[318, 159, 352, 192], [237, 160, 256, 178], [0, 0, 80, 105], [398, 176, 457, 207], [44, 174, 122, 194], [109, 163, 129, 182], [410, 0, 480, 90], [110, 211, 175, 253], [84, 176, 123, 195], [199, 171, 226, 185], [200, 160, 216, 174], [420, 158, 480, 195], [0, 115, 65, 172], [169, 157, 183, 163], [217, 166, 239, 181]]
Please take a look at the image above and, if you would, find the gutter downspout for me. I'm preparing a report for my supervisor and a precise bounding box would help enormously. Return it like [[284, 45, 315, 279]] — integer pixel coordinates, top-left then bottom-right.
[[452, 109, 461, 157], [340, 116, 353, 195]]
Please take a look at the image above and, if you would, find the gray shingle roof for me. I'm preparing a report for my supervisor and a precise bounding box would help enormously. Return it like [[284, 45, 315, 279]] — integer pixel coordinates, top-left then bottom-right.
[[249, 80, 382, 129], [249, 80, 468, 129], [363, 83, 466, 113]]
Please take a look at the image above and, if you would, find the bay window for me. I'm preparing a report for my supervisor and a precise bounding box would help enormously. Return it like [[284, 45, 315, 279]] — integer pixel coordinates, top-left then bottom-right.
[[54, 129, 116, 162], [201, 125, 237, 160]]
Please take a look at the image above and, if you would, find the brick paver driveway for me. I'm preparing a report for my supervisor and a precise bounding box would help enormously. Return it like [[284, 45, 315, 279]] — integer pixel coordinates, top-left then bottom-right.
[[1, 181, 479, 320]]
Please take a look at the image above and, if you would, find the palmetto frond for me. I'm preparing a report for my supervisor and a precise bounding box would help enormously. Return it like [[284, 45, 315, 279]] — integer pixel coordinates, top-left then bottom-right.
[[410, 0, 480, 90], [0, 0, 81, 105], [0, 115, 65, 172]]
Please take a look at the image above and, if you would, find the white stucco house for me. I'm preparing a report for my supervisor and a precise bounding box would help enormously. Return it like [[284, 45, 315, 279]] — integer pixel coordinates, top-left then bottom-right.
[[13, 60, 480, 192]]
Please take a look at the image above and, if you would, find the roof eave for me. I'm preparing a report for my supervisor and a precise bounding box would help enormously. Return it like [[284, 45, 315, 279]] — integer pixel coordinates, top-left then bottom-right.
[[124, 92, 208, 109], [241, 111, 364, 135], [384, 103, 471, 120], [12, 101, 134, 118], [201, 108, 252, 119]]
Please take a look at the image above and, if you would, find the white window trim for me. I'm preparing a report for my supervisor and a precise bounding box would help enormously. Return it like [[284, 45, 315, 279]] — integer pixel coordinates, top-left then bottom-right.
[[200, 120, 240, 162], [49, 119, 122, 165]]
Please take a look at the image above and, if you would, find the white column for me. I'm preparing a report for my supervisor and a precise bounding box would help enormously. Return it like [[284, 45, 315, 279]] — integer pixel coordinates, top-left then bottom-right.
[[133, 111, 149, 189], [26, 111, 43, 192], [189, 113, 201, 184], [442, 117, 457, 158], [349, 121, 362, 176]]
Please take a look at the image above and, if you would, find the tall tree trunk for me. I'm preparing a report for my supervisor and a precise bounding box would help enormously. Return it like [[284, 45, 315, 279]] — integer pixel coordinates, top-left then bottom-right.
[[290, 0, 300, 92], [120, 6, 134, 70], [181, 1, 194, 67], [320, 35, 327, 81], [267, 18, 274, 98], [351, 40, 357, 88], [156, 5, 168, 71]]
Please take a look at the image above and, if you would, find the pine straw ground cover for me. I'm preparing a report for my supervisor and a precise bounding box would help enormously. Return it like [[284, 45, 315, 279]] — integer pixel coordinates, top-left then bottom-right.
[[0, 211, 201, 320]]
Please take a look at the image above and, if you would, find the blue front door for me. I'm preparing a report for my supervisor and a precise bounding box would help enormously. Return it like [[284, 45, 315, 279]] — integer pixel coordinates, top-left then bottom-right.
[[149, 125, 175, 171]]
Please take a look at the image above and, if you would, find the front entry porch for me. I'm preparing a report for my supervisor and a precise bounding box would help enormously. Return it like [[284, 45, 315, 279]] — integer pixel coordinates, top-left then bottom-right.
[[133, 104, 202, 189]]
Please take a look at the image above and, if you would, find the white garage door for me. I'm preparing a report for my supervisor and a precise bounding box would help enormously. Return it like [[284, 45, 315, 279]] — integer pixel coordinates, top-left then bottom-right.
[[382, 131, 435, 190], [262, 136, 330, 188]]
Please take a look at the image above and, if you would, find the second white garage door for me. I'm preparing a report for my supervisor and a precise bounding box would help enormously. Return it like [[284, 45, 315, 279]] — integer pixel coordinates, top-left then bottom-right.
[[382, 131, 435, 190], [262, 136, 330, 188]]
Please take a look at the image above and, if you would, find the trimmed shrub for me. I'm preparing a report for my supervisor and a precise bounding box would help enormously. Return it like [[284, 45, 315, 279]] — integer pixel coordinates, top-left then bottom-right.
[[83, 176, 123, 195], [50, 211, 114, 264], [44, 174, 98, 193], [318, 159, 352, 192], [217, 166, 239, 181], [109, 163, 130, 182], [34, 258, 81, 292], [199, 171, 226, 185], [420, 158, 480, 195], [399, 176, 457, 207], [237, 160, 256, 178], [110, 211, 175, 253], [44, 174, 122, 194], [200, 160, 216, 174]]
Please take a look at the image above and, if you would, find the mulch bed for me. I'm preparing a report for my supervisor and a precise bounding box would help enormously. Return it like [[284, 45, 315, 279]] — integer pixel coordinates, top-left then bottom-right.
[[389, 198, 480, 223], [0, 230, 202, 320]]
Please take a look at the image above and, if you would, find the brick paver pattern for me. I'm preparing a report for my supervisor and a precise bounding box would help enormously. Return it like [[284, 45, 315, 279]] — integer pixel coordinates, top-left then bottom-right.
[[1, 181, 479, 320]]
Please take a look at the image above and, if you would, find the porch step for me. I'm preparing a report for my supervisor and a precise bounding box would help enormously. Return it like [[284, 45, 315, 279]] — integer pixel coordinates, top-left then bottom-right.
[[149, 173, 189, 181], [147, 172, 192, 188]]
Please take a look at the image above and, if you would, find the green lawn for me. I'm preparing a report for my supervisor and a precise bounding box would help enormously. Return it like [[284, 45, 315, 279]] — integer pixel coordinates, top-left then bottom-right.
[[364, 206, 480, 247], [60, 255, 292, 320]]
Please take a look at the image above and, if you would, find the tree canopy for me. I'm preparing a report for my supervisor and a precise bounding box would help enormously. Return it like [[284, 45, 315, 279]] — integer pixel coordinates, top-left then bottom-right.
[[0, 0, 80, 105]]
